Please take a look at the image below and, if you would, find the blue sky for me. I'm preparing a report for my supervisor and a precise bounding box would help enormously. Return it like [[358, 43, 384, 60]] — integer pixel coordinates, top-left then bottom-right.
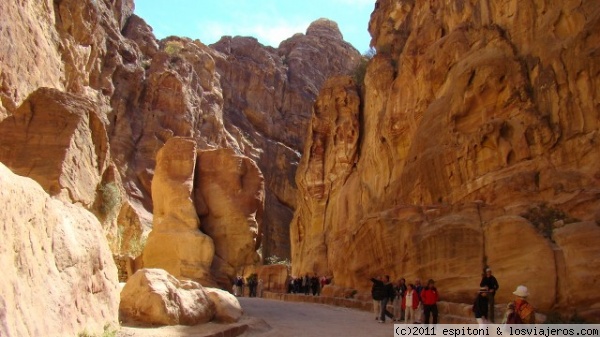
[[134, 0, 375, 53]]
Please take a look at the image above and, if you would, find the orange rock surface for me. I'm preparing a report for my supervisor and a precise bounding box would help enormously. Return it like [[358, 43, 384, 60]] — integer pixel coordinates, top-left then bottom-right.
[[291, 0, 600, 320]]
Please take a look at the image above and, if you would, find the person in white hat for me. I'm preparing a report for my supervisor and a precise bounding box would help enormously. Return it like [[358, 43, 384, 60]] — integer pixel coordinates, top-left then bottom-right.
[[508, 285, 536, 324]]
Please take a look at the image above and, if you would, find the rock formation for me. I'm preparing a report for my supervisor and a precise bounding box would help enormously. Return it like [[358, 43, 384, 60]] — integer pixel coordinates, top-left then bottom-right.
[[195, 149, 265, 283], [0, 0, 360, 286], [256, 264, 290, 293], [212, 18, 362, 259], [0, 163, 119, 337], [291, 0, 600, 320], [143, 138, 265, 287], [119, 268, 216, 326], [0, 88, 109, 206], [142, 137, 216, 283]]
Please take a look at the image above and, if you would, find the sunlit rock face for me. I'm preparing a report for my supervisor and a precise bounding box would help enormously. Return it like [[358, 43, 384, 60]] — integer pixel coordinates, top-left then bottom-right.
[[0, 88, 109, 207], [211, 18, 362, 260], [194, 148, 265, 284], [142, 137, 216, 284], [119, 268, 216, 326], [0, 0, 366, 332], [0, 163, 119, 337], [291, 0, 600, 320]]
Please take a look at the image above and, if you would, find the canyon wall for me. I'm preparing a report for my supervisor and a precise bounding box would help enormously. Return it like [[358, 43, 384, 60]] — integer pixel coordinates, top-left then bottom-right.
[[291, 0, 600, 320], [0, 0, 361, 332]]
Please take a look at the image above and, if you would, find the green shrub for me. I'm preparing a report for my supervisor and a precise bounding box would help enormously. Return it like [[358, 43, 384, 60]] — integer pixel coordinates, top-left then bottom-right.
[[164, 40, 183, 56], [521, 203, 579, 239], [128, 232, 147, 257], [352, 47, 376, 88], [99, 182, 121, 219], [265, 255, 291, 267]]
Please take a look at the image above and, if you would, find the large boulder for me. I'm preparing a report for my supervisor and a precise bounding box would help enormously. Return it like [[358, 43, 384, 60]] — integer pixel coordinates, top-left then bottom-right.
[[119, 268, 215, 326], [194, 148, 264, 283], [205, 288, 243, 323], [0, 163, 119, 337], [143, 138, 215, 284]]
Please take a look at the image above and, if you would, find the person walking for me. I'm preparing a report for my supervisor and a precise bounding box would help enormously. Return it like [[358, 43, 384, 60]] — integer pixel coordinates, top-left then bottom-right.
[[480, 268, 499, 322], [403, 283, 419, 324], [421, 279, 439, 324], [370, 276, 384, 320], [379, 275, 395, 323]]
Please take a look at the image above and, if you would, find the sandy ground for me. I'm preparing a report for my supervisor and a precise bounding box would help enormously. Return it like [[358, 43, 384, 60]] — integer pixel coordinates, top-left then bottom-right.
[[117, 297, 395, 337], [238, 297, 394, 337]]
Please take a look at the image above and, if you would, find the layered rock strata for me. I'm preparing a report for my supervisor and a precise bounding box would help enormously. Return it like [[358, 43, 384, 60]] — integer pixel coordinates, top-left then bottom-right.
[[291, 0, 600, 320]]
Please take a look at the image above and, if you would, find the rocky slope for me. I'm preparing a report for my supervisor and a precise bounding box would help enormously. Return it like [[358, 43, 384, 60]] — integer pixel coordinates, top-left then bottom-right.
[[291, 0, 600, 320]]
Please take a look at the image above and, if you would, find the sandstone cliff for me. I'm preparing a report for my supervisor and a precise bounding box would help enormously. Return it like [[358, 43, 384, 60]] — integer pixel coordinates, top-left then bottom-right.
[[291, 0, 600, 320], [0, 0, 362, 333], [0, 163, 119, 337], [0, 0, 359, 263], [212, 18, 361, 259]]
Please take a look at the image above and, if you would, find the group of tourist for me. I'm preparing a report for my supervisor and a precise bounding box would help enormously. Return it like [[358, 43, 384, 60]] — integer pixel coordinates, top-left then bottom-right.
[[370, 276, 439, 324], [370, 268, 536, 325], [233, 275, 263, 297], [287, 274, 330, 296]]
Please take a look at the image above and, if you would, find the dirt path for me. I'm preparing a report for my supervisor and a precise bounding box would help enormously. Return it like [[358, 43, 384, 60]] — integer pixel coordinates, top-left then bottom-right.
[[117, 297, 395, 337], [239, 297, 394, 336]]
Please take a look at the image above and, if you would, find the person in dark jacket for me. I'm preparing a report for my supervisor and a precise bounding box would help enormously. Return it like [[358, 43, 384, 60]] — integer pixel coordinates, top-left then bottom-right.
[[421, 279, 439, 324], [480, 268, 499, 322], [473, 286, 489, 325], [378, 275, 395, 323], [371, 276, 384, 320]]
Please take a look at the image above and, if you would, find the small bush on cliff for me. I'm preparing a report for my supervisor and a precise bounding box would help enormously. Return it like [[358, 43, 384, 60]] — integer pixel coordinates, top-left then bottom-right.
[[110, 224, 146, 257], [521, 203, 579, 239], [352, 47, 376, 88], [265, 255, 291, 267], [128, 232, 147, 257], [99, 182, 121, 219], [164, 40, 184, 56]]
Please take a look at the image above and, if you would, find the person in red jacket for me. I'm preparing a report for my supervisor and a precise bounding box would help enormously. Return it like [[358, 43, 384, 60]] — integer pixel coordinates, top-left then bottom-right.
[[421, 279, 439, 324], [402, 283, 420, 324]]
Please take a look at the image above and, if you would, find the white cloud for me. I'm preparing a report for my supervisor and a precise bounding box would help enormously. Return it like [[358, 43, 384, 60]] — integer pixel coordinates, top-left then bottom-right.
[[198, 20, 309, 47]]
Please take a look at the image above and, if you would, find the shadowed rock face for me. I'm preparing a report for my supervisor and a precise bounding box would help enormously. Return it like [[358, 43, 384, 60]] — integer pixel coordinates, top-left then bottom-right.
[[291, 0, 600, 320]]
